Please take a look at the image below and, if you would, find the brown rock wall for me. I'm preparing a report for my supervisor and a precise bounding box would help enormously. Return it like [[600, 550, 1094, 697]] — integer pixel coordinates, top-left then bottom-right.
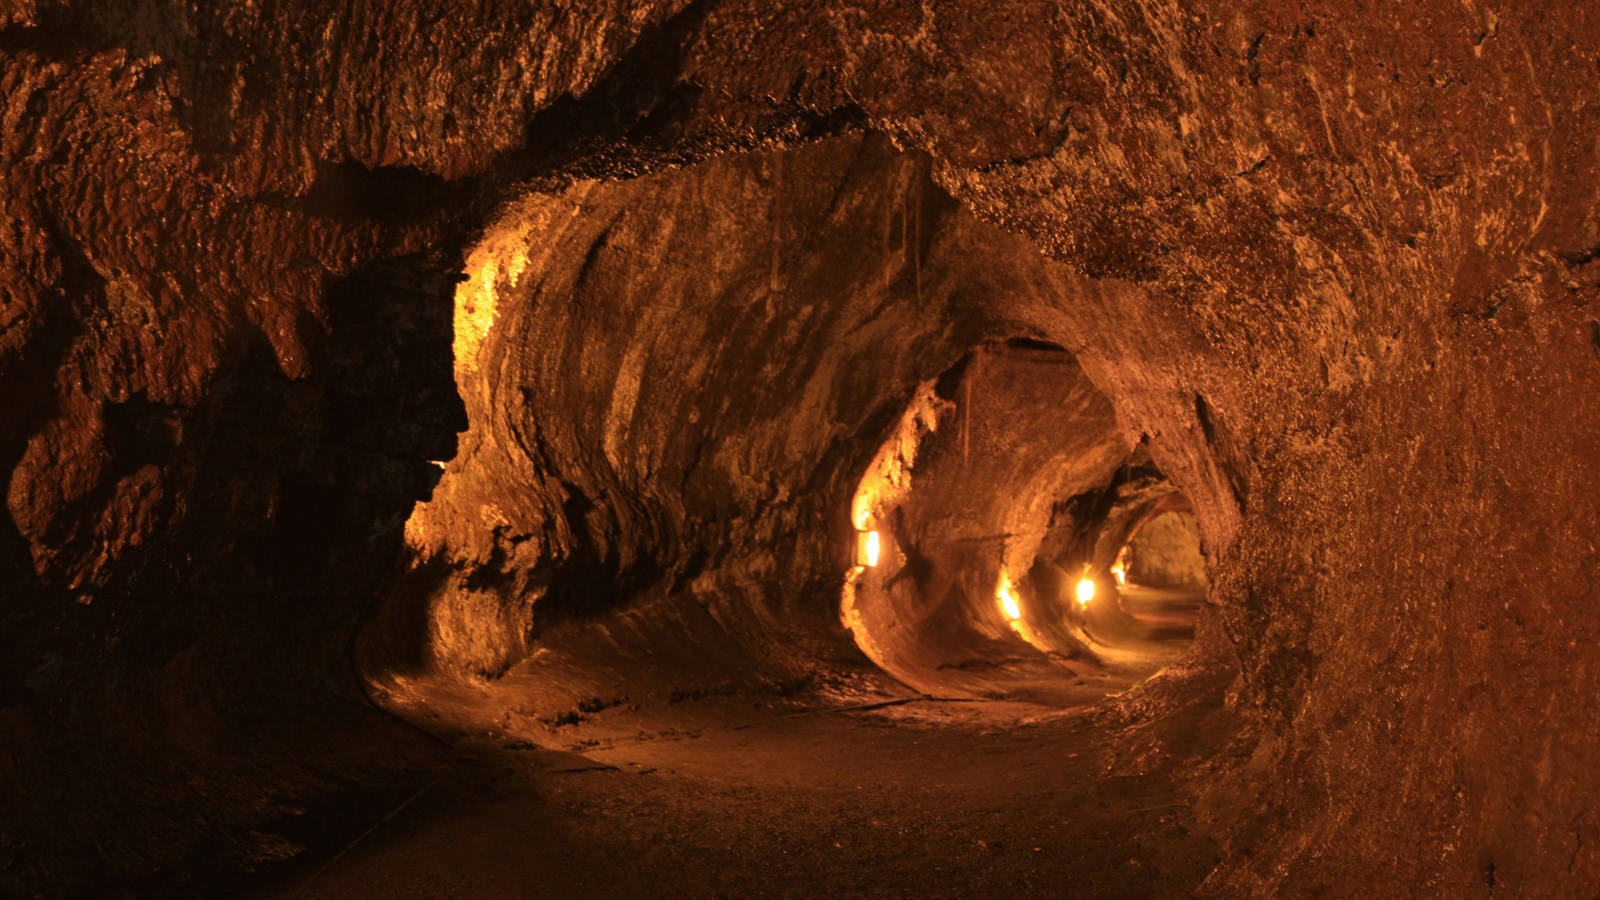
[[2, 1, 1597, 893]]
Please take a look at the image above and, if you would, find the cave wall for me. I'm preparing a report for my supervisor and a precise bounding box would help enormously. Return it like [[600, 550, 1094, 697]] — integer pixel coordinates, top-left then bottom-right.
[[1127, 510, 1206, 590], [2, 1, 1598, 894]]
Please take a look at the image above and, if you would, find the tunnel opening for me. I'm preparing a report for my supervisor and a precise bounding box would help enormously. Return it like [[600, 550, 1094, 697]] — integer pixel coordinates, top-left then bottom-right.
[[843, 340, 1204, 706], [203, 130, 1245, 898], [348, 134, 1236, 770], [1113, 507, 1206, 638], [356, 131, 1235, 731]]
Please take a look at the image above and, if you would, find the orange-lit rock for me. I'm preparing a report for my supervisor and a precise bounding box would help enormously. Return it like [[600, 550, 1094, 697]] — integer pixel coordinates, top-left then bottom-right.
[[2, 2, 1598, 895]]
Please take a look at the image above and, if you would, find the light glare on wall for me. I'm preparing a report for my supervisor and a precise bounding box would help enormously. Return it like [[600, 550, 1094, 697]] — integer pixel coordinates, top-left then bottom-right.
[[1075, 577, 1096, 607], [997, 574, 1023, 620], [857, 530, 881, 567]]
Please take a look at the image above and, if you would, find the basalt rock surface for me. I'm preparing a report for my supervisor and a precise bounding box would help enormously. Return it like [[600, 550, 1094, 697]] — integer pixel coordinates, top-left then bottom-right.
[[3, 1, 1598, 895]]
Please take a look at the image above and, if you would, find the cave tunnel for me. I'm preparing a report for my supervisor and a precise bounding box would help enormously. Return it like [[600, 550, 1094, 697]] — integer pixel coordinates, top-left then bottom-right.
[[841, 339, 1204, 706], [4, 3, 1600, 897]]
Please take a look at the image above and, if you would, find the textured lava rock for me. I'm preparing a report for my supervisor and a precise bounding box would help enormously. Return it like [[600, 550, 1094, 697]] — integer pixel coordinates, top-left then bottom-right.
[[3, 1, 1598, 894], [1126, 511, 1206, 591]]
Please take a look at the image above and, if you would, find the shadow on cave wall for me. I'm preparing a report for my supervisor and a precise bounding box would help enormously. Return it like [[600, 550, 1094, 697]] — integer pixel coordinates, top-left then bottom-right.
[[0, 255, 469, 895]]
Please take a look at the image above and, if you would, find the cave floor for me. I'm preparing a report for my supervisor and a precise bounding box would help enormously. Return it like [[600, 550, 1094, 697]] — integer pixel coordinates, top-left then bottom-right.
[[1120, 584, 1207, 637], [251, 691, 1228, 899], [238, 591, 1229, 898]]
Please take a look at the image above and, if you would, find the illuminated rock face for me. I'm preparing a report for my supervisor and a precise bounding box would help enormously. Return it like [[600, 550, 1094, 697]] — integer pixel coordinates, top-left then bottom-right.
[[1126, 512, 1205, 592], [841, 341, 1139, 696], [368, 136, 1102, 684], [3, 2, 1600, 894]]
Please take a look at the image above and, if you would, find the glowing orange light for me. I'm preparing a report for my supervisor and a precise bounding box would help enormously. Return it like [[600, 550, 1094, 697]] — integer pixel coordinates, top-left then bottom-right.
[[1110, 561, 1127, 587], [857, 529, 881, 567], [997, 575, 1023, 620], [1075, 577, 1096, 607]]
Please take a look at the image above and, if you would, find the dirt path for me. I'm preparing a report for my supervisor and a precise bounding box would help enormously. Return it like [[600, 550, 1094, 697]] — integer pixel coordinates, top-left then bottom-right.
[[233, 589, 1227, 898], [243, 683, 1226, 897]]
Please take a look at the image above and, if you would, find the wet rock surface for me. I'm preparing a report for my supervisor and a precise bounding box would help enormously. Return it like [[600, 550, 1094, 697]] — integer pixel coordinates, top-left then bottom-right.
[[3, 1, 1599, 895]]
